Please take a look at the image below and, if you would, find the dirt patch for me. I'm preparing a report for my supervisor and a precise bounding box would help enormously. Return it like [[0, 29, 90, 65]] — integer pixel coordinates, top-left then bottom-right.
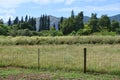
[[0, 73, 54, 80], [0, 73, 85, 80]]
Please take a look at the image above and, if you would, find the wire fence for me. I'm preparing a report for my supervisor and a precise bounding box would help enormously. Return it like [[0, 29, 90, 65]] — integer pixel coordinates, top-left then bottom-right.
[[0, 46, 120, 74]]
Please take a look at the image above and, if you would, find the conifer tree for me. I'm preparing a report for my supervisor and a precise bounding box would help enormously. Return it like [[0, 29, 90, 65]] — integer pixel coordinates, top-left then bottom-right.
[[8, 17, 12, 26]]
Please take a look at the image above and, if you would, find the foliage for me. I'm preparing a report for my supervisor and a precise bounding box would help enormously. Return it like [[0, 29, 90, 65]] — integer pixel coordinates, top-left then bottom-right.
[[60, 11, 84, 35], [111, 20, 120, 32], [13, 16, 19, 25], [17, 29, 33, 36], [75, 11, 84, 30], [69, 31, 76, 36], [0, 36, 120, 45], [50, 26, 55, 31], [100, 31, 116, 36], [61, 17, 76, 35], [37, 30, 63, 36], [0, 24, 9, 35], [98, 15, 111, 31], [0, 12, 120, 36], [88, 13, 99, 32], [76, 25, 92, 35], [8, 17, 12, 26], [50, 31, 63, 36], [0, 19, 4, 24], [116, 28, 120, 34], [39, 15, 50, 31], [20, 22, 35, 30]]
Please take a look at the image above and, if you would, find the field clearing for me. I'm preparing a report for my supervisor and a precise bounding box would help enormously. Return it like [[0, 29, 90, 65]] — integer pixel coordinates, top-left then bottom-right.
[[0, 44, 120, 75]]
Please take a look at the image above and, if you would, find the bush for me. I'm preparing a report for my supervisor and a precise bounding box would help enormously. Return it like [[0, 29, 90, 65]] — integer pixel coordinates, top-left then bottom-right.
[[0, 36, 120, 45], [50, 31, 63, 36], [76, 25, 92, 35], [69, 31, 76, 36], [0, 24, 9, 35], [38, 30, 51, 36], [100, 31, 116, 36], [36, 30, 63, 36], [17, 29, 33, 36], [116, 28, 120, 34]]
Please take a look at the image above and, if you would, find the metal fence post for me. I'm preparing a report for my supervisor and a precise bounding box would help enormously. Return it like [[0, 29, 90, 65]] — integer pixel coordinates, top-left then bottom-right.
[[84, 48, 87, 73]]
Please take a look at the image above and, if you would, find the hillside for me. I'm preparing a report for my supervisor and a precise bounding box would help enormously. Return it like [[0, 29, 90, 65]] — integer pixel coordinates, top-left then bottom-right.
[[110, 14, 120, 22]]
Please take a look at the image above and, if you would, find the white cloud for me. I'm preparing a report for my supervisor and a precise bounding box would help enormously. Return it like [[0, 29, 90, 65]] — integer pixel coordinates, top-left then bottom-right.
[[83, 0, 106, 2], [0, 8, 15, 14], [58, 3, 120, 12], [0, 14, 14, 22], [65, 0, 75, 5], [0, 0, 75, 21], [0, 0, 30, 8], [33, 0, 75, 5], [0, 8, 16, 21], [0, 0, 75, 8], [0, 0, 30, 21]]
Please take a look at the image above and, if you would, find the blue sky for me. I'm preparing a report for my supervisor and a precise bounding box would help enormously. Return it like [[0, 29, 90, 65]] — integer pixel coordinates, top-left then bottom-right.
[[0, 0, 120, 22]]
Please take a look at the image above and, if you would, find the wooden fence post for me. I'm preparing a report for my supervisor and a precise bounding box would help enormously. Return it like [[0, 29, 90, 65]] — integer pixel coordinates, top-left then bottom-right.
[[84, 48, 87, 73], [38, 48, 40, 70]]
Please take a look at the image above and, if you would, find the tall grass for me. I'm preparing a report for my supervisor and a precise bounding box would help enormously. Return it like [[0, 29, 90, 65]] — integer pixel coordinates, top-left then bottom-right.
[[0, 36, 120, 45], [0, 44, 120, 74]]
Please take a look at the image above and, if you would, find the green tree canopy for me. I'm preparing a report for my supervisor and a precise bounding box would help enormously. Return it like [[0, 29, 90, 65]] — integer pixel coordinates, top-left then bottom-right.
[[111, 20, 120, 31], [88, 13, 99, 32], [98, 15, 111, 31], [13, 16, 19, 25], [8, 17, 12, 26]]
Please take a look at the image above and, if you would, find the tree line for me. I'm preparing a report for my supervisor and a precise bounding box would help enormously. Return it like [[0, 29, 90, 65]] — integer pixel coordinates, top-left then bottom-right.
[[60, 10, 120, 35], [0, 11, 120, 36]]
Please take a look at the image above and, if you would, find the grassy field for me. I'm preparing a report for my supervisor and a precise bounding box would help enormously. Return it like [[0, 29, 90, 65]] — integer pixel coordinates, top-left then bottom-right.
[[0, 36, 120, 45], [0, 68, 120, 80], [0, 44, 120, 75]]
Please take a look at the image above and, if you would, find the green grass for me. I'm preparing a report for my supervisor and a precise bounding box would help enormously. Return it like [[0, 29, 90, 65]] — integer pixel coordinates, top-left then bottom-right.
[[0, 44, 120, 75], [0, 36, 120, 45], [0, 68, 120, 80]]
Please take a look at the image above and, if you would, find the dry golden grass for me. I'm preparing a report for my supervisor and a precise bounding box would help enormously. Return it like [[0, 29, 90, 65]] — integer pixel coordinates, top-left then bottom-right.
[[0, 44, 120, 74]]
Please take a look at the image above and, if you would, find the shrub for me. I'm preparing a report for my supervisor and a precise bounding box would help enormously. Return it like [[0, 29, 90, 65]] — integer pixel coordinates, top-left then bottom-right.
[[69, 31, 76, 36], [50, 31, 63, 36], [17, 29, 33, 36], [0, 36, 120, 45], [100, 31, 116, 36], [116, 28, 120, 34]]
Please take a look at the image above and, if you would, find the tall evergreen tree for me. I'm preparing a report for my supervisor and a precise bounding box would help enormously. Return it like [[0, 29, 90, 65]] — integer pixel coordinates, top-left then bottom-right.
[[53, 23, 56, 29], [58, 16, 64, 30], [47, 16, 50, 30], [71, 10, 74, 18], [8, 17, 12, 26], [0, 19, 4, 24], [88, 13, 98, 32], [39, 16, 42, 31], [60, 16, 64, 24], [25, 15, 28, 22], [39, 15, 50, 31], [75, 11, 84, 31], [42, 15, 44, 30], [111, 20, 120, 31], [44, 15, 47, 30], [21, 16, 24, 23], [13, 16, 19, 24], [29, 17, 36, 30]]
